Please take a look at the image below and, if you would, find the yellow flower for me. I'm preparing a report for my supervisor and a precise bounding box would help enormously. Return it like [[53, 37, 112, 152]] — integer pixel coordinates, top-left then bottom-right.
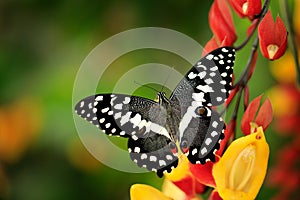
[[130, 155, 202, 200], [130, 184, 172, 200], [213, 127, 269, 200], [130, 179, 200, 200]]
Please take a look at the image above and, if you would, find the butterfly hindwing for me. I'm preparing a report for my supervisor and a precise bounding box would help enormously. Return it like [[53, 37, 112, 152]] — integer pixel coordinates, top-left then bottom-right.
[[128, 134, 178, 178], [178, 106, 225, 164]]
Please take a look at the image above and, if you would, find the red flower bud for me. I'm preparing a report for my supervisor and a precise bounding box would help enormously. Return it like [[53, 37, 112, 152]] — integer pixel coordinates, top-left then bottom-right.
[[258, 11, 288, 60], [241, 95, 273, 134], [229, 0, 261, 20], [209, 0, 237, 46]]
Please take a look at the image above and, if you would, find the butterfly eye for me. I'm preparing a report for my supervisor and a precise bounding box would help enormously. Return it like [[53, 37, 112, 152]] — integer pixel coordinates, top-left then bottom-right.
[[168, 142, 177, 154], [180, 140, 189, 153], [197, 106, 207, 116]]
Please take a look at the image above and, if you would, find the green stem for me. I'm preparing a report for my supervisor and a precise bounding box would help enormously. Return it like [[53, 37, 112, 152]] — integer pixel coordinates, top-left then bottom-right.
[[234, 0, 270, 51]]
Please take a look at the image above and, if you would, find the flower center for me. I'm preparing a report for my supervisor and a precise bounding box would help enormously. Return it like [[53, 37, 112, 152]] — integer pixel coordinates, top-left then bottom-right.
[[228, 145, 256, 192], [267, 44, 279, 59], [242, 2, 248, 14]]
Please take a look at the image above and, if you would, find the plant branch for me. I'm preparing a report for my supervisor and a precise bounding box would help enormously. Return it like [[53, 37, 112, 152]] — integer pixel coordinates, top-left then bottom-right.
[[233, 35, 259, 88], [234, 0, 270, 51]]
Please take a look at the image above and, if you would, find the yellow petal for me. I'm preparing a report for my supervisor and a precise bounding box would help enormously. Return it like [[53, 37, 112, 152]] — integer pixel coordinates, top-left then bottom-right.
[[164, 154, 190, 181], [162, 179, 189, 200], [213, 127, 269, 200], [130, 184, 171, 200]]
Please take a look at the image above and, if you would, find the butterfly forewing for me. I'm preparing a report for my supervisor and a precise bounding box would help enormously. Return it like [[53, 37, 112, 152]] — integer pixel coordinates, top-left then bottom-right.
[[170, 47, 235, 109], [75, 93, 178, 175], [75, 94, 165, 137]]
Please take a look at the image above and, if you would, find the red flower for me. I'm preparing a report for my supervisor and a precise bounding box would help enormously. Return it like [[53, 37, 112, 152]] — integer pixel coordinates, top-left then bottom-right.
[[258, 11, 288, 60], [209, 0, 237, 46], [267, 139, 300, 199], [228, 0, 261, 20], [241, 95, 273, 135]]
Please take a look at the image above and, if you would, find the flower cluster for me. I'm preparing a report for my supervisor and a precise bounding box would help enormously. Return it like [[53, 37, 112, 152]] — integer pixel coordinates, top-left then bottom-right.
[[266, 1, 300, 198], [130, 0, 288, 199]]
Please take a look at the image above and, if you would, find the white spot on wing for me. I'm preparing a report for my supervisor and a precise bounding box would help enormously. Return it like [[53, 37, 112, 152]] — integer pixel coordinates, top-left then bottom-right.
[[210, 66, 218, 71], [206, 54, 213, 60], [188, 72, 197, 79], [211, 131, 218, 137], [132, 135, 138, 141], [222, 48, 229, 52], [95, 96, 103, 101], [221, 72, 227, 77], [212, 121, 218, 128], [166, 155, 173, 160], [130, 114, 142, 128], [192, 93, 205, 102], [205, 78, 214, 85], [201, 147, 207, 155], [192, 148, 198, 155], [134, 147, 140, 153], [99, 118, 105, 123], [217, 97, 222, 102], [114, 112, 122, 119], [141, 154, 147, 159], [120, 112, 132, 126], [159, 160, 167, 166], [80, 101, 84, 108], [123, 97, 130, 104], [101, 107, 109, 113], [114, 103, 123, 110], [198, 71, 206, 79], [205, 138, 212, 145], [150, 156, 157, 162], [197, 85, 214, 93]]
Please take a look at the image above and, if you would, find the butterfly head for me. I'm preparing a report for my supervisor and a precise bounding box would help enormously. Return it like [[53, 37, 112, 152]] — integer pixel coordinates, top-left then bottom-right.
[[155, 92, 169, 105]]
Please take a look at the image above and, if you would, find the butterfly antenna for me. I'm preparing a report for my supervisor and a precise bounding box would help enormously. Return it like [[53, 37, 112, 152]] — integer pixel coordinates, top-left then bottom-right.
[[134, 80, 160, 93], [160, 67, 174, 92]]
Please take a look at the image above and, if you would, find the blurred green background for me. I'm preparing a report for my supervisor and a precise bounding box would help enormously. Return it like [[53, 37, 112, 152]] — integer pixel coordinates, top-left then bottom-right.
[[0, 0, 284, 199]]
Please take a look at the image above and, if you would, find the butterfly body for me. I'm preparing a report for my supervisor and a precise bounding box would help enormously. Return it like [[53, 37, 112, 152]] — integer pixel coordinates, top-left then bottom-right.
[[75, 47, 235, 177]]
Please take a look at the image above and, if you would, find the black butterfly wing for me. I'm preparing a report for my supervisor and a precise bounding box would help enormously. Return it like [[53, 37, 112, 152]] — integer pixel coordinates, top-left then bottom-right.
[[178, 106, 225, 164], [128, 134, 178, 178], [75, 94, 178, 176], [169, 47, 235, 163]]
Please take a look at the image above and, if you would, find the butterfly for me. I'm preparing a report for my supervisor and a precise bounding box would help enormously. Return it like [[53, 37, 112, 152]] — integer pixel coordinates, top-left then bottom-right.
[[75, 47, 235, 177]]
